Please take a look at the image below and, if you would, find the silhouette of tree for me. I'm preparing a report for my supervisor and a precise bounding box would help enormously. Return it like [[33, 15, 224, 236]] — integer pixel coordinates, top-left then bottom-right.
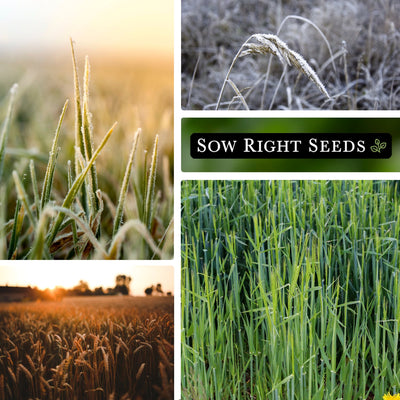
[[114, 274, 132, 295], [155, 283, 164, 296], [145, 285, 154, 296], [94, 287, 105, 296], [144, 284, 166, 296], [72, 280, 92, 296]]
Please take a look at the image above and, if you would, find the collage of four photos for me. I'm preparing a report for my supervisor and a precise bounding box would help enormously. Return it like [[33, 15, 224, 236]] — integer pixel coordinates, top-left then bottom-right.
[[0, 0, 399, 399]]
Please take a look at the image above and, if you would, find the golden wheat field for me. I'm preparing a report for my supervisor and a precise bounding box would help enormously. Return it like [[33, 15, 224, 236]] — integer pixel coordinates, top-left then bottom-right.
[[0, 296, 174, 400]]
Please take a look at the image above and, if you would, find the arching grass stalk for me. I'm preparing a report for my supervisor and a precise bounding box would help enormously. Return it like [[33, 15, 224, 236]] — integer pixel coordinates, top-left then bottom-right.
[[216, 34, 330, 110], [261, 14, 336, 109], [216, 35, 256, 110], [49, 205, 107, 258], [108, 219, 164, 260]]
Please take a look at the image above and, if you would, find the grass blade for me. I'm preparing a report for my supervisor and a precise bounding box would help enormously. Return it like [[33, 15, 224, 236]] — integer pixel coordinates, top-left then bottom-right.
[[0, 84, 18, 182], [108, 219, 163, 260], [12, 170, 36, 227], [0, 188, 6, 259], [40, 99, 69, 209], [144, 134, 159, 229], [29, 207, 55, 259], [29, 160, 40, 220], [46, 122, 117, 247], [6, 200, 24, 260], [70, 38, 84, 174], [82, 56, 99, 214], [226, 79, 249, 110], [70, 38, 90, 215], [51, 205, 107, 258], [113, 128, 140, 236]]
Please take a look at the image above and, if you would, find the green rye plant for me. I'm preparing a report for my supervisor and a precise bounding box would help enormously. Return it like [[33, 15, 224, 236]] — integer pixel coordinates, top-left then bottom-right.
[[0, 41, 173, 260], [182, 180, 400, 400]]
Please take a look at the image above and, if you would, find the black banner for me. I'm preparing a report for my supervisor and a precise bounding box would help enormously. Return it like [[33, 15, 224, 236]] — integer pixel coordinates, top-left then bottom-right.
[[190, 133, 392, 159]]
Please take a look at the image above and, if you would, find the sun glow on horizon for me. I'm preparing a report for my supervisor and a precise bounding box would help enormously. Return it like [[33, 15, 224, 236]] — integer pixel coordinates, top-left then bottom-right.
[[0, 264, 174, 296]]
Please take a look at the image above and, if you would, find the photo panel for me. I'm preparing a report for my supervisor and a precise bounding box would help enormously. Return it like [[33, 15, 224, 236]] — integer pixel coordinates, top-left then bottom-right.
[[182, 0, 399, 110], [0, 1, 173, 260], [181, 179, 400, 399], [0, 261, 174, 399]]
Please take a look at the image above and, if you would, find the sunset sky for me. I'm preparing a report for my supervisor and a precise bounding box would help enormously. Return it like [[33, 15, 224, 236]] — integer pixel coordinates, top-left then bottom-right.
[[0, 263, 174, 296], [0, 0, 173, 59]]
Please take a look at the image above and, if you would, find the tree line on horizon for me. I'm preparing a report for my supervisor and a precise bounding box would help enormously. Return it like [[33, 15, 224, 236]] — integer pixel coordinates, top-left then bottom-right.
[[0, 275, 172, 302]]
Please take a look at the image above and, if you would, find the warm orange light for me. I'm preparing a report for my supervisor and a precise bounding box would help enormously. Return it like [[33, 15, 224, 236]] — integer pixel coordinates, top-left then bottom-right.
[[0, 264, 173, 297], [0, 0, 173, 59]]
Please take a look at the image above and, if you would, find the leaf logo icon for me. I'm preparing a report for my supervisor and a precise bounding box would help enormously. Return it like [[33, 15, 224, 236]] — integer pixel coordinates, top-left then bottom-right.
[[371, 139, 386, 153]]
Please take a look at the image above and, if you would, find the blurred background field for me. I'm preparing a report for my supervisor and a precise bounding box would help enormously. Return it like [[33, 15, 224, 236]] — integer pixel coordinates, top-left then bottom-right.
[[0, 1, 173, 259], [0, 53, 173, 180]]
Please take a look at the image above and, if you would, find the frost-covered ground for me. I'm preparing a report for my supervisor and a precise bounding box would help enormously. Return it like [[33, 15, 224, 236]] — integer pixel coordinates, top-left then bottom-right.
[[181, 0, 400, 110]]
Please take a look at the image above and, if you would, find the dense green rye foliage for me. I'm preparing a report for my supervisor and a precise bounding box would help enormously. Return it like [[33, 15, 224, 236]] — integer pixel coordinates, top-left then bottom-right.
[[0, 296, 174, 400], [182, 180, 400, 399], [0, 43, 173, 259]]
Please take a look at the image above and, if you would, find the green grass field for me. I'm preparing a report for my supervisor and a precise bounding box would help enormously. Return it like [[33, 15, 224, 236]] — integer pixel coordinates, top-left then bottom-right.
[[182, 180, 400, 399]]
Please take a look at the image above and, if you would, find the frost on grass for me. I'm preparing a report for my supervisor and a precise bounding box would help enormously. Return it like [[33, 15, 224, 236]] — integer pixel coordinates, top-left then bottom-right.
[[182, 0, 400, 110], [216, 32, 330, 110], [241, 34, 330, 99]]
